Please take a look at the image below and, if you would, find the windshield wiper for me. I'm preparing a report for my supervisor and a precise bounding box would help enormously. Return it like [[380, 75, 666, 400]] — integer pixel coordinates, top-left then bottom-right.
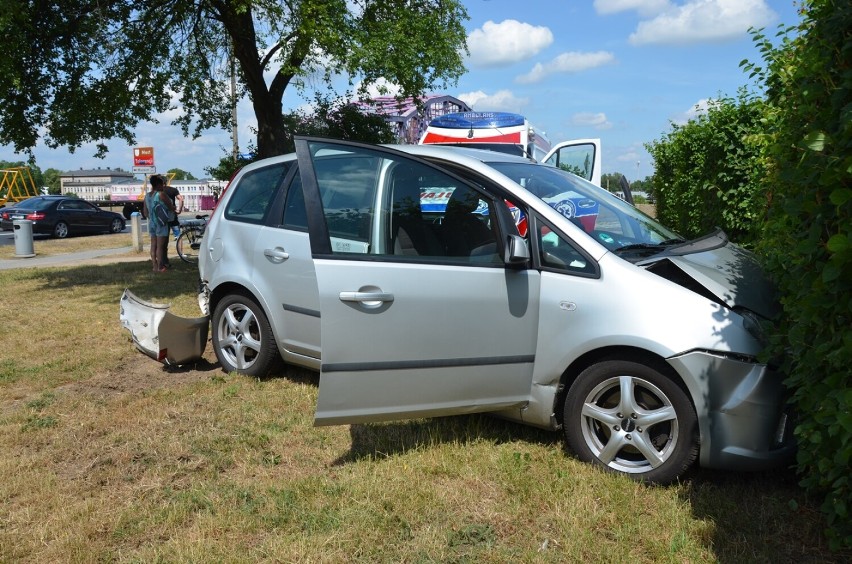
[[615, 238, 686, 253]]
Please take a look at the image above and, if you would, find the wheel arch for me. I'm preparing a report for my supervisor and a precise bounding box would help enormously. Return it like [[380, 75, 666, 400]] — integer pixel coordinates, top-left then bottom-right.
[[209, 282, 269, 326], [554, 346, 694, 428]]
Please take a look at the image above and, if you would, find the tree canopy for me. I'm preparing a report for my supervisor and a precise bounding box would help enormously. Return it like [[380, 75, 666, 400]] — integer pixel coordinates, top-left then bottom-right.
[[1, 0, 468, 160], [167, 168, 197, 181]]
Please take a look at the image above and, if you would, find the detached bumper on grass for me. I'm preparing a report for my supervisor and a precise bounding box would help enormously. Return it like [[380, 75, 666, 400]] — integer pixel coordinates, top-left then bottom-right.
[[119, 289, 209, 366]]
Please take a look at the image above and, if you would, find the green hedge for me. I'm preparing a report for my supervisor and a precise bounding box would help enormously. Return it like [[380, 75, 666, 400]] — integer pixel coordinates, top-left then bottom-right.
[[753, 0, 851, 550], [646, 1, 850, 548], [645, 91, 767, 247]]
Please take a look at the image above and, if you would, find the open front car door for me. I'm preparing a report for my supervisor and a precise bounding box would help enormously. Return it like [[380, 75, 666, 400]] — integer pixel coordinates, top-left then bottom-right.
[[294, 138, 541, 426]]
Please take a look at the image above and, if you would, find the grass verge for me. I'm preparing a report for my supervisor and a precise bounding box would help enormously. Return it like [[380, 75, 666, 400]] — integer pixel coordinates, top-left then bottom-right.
[[0, 259, 846, 562]]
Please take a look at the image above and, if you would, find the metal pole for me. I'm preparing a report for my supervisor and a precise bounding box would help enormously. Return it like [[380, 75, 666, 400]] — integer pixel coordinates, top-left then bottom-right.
[[230, 43, 238, 163]]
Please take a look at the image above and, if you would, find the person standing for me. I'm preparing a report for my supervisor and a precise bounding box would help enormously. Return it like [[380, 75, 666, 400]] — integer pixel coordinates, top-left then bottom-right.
[[163, 181, 184, 267], [142, 175, 175, 272]]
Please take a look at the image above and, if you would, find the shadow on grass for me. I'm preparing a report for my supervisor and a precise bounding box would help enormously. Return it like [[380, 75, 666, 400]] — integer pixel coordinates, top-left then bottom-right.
[[332, 414, 560, 466], [163, 357, 220, 374], [35, 260, 200, 303], [679, 466, 849, 563], [331, 405, 847, 561]]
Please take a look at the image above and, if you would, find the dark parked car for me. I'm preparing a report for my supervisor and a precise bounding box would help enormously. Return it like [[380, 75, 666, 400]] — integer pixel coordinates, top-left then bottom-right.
[[0, 195, 126, 238], [0, 200, 27, 231]]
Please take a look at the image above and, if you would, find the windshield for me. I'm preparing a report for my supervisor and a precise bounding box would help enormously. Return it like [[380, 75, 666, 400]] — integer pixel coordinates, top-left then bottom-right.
[[487, 162, 682, 254]]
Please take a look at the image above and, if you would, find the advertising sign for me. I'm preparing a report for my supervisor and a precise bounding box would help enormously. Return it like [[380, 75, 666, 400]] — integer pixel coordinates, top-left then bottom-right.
[[132, 147, 156, 174], [134, 147, 155, 166]]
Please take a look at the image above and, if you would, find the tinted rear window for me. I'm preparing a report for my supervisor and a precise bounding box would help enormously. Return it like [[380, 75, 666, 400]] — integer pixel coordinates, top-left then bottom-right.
[[18, 198, 58, 211]]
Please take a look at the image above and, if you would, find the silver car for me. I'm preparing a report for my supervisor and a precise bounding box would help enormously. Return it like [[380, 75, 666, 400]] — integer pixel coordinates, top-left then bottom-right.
[[196, 137, 794, 483]]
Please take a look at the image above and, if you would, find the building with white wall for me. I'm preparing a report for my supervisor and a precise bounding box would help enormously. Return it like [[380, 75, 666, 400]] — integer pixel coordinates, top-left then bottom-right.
[[59, 168, 225, 212]]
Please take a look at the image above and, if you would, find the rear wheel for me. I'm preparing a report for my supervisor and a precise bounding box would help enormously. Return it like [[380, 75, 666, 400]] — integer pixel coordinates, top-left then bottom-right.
[[53, 221, 69, 239], [176, 228, 203, 263], [212, 293, 281, 377], [563, 360, 697, 484]]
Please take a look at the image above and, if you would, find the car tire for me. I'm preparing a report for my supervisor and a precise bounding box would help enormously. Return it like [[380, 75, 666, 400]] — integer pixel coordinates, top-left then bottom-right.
[[563, 360, 698, 484], [212, 293, 281, 377], [53, 221, 69, 239], [110, 217, 125, 233]]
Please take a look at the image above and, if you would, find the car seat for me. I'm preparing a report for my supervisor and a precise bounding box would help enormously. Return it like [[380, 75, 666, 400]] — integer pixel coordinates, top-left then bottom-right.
[[390, 166, 443, 256], [441, 185, 496, 258]]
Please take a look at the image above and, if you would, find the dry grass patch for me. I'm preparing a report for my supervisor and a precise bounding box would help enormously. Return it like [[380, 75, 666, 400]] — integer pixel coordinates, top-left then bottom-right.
[[0, 260, 848, 562]]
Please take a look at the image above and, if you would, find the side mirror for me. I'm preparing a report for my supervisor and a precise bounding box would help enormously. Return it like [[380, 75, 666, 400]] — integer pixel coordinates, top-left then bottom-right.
[[505, 234, 530, 266]]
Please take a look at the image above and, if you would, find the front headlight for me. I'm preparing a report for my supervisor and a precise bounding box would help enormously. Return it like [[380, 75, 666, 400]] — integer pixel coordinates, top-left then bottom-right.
[[736, 307, 768, 345]]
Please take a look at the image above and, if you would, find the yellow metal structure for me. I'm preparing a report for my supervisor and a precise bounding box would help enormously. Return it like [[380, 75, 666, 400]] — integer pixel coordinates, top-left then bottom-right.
[[0, 167, 40, 207]]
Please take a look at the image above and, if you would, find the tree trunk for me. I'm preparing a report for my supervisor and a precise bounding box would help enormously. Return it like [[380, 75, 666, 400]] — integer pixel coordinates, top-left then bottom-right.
[[217, 3, 300, 159]]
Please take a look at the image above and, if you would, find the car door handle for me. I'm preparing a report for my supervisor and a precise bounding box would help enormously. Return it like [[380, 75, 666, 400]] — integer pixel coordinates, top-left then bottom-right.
[[338, 291, 394, 305], [263, 247, 289, 263]]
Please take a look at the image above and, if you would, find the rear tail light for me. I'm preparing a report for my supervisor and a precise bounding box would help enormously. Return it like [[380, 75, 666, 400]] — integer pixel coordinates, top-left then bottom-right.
[[25, 212, 46, 221]]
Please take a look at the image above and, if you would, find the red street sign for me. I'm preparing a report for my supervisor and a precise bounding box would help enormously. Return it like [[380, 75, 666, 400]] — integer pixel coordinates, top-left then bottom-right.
[[134, 147, 155, 167]]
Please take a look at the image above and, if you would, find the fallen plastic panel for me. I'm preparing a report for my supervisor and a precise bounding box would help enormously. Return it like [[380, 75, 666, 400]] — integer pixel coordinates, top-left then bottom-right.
[[119, 289, 209, 365]]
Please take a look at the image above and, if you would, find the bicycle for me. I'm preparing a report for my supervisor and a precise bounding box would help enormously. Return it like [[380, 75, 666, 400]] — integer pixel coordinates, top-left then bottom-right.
[[175, 214, 208, 263]]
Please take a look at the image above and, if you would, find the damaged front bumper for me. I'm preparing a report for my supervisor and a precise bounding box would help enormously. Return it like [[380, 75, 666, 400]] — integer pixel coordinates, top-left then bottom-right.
[[668, 350, 796, 471], [119, 289, 210, 366]]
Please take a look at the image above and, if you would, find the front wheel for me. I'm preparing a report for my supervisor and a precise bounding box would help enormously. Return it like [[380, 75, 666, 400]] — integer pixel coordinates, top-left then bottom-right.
[[212, 293, 281, 377], [563, 360, 698, 484], [176, 228, 203, 263], [109, 217, 125, 233]]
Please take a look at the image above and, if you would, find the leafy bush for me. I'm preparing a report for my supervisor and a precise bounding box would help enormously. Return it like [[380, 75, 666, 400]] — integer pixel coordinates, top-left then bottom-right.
[[645, 91, 767, 246], [750, 0, 852, 550]]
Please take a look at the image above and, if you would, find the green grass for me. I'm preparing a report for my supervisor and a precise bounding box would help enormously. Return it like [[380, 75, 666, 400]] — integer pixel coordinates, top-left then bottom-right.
[[0, 260, 847, 562]]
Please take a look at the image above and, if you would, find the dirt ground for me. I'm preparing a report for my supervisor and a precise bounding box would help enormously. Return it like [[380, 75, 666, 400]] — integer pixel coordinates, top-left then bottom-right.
[[58, 343, 221, 401]]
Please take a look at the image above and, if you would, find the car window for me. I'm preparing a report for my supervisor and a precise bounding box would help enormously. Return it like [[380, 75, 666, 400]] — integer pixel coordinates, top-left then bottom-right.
[[312, 153, 381, 252], [534, 216, 598, 277], [282, 172, 308, 231], [306, 141, 502, 264], [225, 162, 291, 224], [24, 198, 58, 211], [59, 199, 92, 211], [542, 142, 597, 181], [488, 161, 681, 257]]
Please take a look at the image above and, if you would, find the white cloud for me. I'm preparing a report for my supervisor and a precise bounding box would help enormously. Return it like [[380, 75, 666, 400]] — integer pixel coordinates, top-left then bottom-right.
[[673, 98, 720, 124], [594, 0, 671, 16], [629, 0, 777, 45], [515, 51, 615, 84], [467, 20, 553, 68], [570, 112, 613, 130], [457, 90, 529, 113], [354, 78, 402, 99]]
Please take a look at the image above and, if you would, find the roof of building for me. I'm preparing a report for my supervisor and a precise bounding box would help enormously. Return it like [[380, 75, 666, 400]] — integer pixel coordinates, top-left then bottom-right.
[[60, 168, 134, 178], [357, 94, 471, 123]]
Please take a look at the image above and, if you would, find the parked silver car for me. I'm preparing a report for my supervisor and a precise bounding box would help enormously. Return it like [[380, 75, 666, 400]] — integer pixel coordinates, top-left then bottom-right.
[[196, 138, 794, 483]]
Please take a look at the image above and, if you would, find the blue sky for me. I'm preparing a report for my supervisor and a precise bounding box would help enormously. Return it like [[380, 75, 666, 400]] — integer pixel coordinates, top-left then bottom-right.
[[2, 0, 802, 181]]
